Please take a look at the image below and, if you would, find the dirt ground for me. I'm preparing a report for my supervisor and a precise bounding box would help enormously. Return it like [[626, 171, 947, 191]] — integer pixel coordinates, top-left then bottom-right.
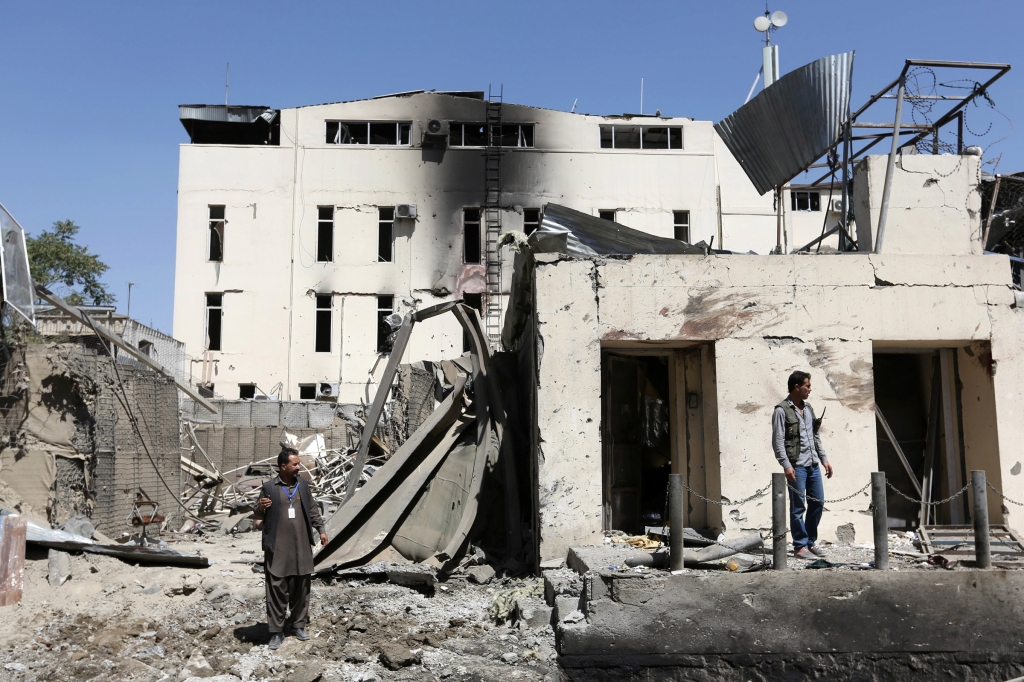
[[0, 531, 562, 682]]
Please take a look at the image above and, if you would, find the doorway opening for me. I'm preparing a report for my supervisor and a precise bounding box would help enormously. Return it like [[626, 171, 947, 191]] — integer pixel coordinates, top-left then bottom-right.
[[872, 344, 1002, 529], [601, 346, 720, 536]]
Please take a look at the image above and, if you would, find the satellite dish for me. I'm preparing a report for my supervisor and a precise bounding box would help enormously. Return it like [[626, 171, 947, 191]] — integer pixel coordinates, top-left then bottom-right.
[[770, 10, 788, 27], [754, 15, 771, 31]]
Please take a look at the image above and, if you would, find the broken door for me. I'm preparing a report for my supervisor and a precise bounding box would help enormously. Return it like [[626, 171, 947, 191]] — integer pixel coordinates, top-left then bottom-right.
[[602, 355, 644, 535]]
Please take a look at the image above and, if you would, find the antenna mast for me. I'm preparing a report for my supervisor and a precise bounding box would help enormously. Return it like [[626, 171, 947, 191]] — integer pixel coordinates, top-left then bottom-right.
[[753, 9, 787, 89]]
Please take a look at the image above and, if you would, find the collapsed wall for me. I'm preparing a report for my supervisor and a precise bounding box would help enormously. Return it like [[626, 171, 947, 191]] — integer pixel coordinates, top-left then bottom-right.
[[0, 341, 180, 533]]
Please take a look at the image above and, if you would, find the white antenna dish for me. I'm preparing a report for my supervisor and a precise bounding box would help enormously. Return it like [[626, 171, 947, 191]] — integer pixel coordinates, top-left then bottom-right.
[[770, 10, 788, 27], [754, 15, 771, 32]]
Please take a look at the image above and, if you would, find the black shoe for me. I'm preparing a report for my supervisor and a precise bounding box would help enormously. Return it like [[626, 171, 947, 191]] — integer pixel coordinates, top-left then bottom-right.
[[268, 632, 285, 650], [292, 627, 310, 641]]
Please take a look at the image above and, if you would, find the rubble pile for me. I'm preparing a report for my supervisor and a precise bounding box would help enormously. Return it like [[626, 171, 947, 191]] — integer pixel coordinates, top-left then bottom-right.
[[0, 531, 563, 682]]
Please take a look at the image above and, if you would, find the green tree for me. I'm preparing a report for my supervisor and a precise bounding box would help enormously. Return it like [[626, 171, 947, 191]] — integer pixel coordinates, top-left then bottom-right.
[[26, 220, 114, 307]]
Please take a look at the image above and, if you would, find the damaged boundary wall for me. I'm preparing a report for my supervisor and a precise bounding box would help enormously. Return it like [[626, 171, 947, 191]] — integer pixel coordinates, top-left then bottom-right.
[[521, 153, 1024, 562], [0, 342, 180, 533]]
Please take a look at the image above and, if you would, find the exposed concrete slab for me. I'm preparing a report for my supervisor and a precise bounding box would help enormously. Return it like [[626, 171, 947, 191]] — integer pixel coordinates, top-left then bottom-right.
[[558, 570, 1024, 664], [567, 545, 650, 574]]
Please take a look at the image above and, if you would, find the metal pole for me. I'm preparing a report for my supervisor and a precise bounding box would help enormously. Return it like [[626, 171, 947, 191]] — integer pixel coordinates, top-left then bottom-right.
[[957, 112, 963, 154], [840, 122, 851, 251], [775, 185, 783, 253], [874, 71, 907, 254], [871, 472, 889, 570], [772, 473, 787, 571], [984, 176, 1002, 248], [669, 474, 684, 571], [972, 470, 991, 569]]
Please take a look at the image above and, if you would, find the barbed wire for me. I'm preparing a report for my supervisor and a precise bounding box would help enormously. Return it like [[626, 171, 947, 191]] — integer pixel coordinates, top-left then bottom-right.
[[885, 480, 970, 506], [787, 481, 871, 504], [987, 481, 1024, 507]]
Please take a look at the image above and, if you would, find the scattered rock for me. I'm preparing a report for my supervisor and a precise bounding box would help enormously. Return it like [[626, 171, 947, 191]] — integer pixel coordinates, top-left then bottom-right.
[[835, 523, 856, 546], [347, 616, 368, 632], [203, 623, 221, 639], [379, 643, 421, 670], [466, 564, 496, 585], [70, 651, 89, 662], [139, 584, 163, 595], [386, 563, 437, 589], [290, 661, 323, 682], [179, 648, 215, 680], [62, 514, 95, 539], [48, 549, 73, 587], [423, 632, 447, 648], [155, 629, 171, 642], [501, 652, 519, 664], [206, 587, 231, 602], [342, 644, 369, 663]]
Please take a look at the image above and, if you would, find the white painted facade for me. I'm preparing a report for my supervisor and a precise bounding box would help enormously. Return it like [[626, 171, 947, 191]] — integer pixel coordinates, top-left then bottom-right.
[[173, 91, 789, 402]]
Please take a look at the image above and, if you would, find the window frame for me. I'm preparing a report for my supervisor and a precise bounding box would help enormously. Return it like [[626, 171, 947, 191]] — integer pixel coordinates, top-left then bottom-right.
[[378, 207, 395, 262], [523, 208, 541, 236], [205, 293, 223, 352], [449, 122, 535, 148], [790, 191, 822, 212], [598, 210, 617, 222], [238, 384, 256, 400], [314, 294, 332, 353], [463, 208, 482, 264], [673, 210, 691, 242], [298, 384, 316, 400], [208, 205, 225, 262], [325, 121, 412, 146], [316, 206, 334, 262], [377, 295, 395, 353], [599, 125, 684, 150]]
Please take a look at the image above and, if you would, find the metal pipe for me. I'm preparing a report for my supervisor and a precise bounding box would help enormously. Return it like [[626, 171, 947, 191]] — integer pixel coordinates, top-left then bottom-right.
[[772, 473, 787, 571], [872, 472, 889, 570], [875, 72, 907, 254], [957, 112, 963, 154], [972, 470, 991, 569], [840, 118, 850, 251], [669, 474, 684, 571]]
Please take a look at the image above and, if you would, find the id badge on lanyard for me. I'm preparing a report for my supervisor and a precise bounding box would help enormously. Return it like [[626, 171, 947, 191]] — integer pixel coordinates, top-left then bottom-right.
[[285, 482, 299, 519]]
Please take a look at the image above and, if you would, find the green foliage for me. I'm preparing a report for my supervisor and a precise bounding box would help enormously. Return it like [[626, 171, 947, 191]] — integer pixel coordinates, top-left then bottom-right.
[[26, 220, 114, 307]]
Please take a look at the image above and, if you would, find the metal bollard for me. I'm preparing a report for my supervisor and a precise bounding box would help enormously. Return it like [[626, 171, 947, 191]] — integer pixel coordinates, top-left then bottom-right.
[[668, 474, 684, 571], [871, 472, 888, 570], [972, 470, 991, 569], [772, 473, 787, 571]]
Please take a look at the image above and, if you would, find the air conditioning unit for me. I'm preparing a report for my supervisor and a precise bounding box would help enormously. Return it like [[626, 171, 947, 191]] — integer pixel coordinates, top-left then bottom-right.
[[830, 198, 844, 213], [422, 119, 449, 150], [424, 119, 449, 137], [396, 204, 418, 219], [317, 382, 340, 400]]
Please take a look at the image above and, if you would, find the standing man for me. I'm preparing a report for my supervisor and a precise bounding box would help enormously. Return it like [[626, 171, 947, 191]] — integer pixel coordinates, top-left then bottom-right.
[[772, 371, 834, 559], [253, 447, 328, 650]]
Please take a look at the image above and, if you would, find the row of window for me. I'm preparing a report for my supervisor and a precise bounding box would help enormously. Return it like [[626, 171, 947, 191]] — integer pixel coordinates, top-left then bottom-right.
[[208, 205, 691, 264], [204, 293, 395, 355], [323, 121, 688, 150]]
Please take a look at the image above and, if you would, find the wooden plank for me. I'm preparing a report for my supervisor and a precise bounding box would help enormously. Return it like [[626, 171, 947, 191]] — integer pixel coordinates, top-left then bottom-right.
[[0, 515, 28, 606], [874, 406, 922, 496], [939, 349, 965, 523]]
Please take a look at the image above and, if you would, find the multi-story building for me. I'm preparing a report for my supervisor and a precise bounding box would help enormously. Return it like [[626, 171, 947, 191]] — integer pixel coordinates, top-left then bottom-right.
[[173, 90, 813, 402]]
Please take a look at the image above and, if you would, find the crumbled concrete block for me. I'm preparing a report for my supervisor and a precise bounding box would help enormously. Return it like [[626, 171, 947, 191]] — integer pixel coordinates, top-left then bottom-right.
[[835, 523, 856, 545], [378, 644, 420, 670], [62, 515, 95, 540], [48, 549, 72, 587], [386, 563, 436, 589], [515, 598, 553, 629], [290, 661, 323, 682], [554, 595, 581, 622], [179, 648, 215, 679], [466, 564, 496, 585], [543, 568, 582, 606]]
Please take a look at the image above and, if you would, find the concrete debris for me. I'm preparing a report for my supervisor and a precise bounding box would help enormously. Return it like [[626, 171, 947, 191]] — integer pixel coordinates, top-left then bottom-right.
[[385, 562, 437, 590], [378, 643, 421, 670], [467, 564, 496, 585], [47, 549, 72, 587], [61, 514, 95, 540], [180, 647, 215, 679], [515, 598, 553, 629]]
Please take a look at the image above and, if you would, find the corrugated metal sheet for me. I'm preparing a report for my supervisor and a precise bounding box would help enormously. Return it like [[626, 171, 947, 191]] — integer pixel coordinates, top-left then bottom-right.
[[178, 105, 276, 124], [715, 52, 854, 196]]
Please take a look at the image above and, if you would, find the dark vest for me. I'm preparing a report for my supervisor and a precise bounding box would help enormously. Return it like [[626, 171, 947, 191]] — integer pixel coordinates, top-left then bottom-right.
[[775, 400, 817, 463], [260, 477, 317, 554]]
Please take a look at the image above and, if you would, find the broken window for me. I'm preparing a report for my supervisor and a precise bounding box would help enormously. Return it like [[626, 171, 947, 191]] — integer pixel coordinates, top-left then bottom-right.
[[137, 339, 155, 357], [523, 208, 540, 236], [208, 205, 224, 262], [449, 123, 534, 148], [205, 293, 222, 351], [298, 384, 316, 400], [790, 191, 821, 212], [599, 210, 616, 222], [463, 208, 481, 263], [599, 125, 683, 149], [315, 294, 332, 353], [462, 293, 482, 352], [674, 211, 690, 242], [239, 384, 256, 400], [317, 206, 334, 262], [378, 207, 395, 262], [325, 121, 411, 145], [377, 295, 394, 353]]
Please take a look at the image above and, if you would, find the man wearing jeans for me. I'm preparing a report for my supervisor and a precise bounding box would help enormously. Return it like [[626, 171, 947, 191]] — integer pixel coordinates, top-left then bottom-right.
[[772, 371, 834, 559]]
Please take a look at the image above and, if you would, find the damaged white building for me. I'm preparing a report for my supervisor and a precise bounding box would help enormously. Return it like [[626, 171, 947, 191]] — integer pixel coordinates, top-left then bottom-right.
[[171, 90, 839, 403]]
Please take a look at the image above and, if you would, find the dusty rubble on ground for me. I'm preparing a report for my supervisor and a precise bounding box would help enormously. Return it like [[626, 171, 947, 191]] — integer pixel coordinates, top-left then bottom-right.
[[0, 531, 564, 682]]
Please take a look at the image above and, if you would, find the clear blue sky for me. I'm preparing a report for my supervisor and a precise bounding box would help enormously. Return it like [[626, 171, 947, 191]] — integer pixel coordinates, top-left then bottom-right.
[[1, 1, 1020, 334]]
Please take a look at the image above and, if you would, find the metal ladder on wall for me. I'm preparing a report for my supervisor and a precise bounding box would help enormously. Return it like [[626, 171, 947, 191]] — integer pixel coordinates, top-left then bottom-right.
[[483, 85, 503, 349]]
